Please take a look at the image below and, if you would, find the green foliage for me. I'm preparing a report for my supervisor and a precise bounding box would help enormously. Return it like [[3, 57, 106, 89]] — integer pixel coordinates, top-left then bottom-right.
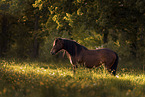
[[71, 25, 103, 48], [0, 0, 144, 67]]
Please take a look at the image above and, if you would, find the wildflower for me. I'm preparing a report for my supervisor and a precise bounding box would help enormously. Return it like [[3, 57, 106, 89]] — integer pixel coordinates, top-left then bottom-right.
[[26, 89, 30, 93], [40, 81, 44, 86], [71, 83, 76, 88], [93, 83, 97, 86], [31, 86, 34, 89], [23, 70, 26, 72], [126, 89, 131, 96], [81, 85, 84, 88], [116, 75, 119, 78], [17, 82, 20, 85], [49, 72, 55, 76], [52, 72, 55, 75], [12, 86, 15, 90], [46, 86, 49, 88], [3, 88, 7, 94]]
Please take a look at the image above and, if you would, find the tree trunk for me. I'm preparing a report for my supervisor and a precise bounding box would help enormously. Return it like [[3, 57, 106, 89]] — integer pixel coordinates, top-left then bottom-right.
[[103, 28, 108, 44], [0, 14, 8, 57], [130, 27, 138, 59], [33, 14, 39, 58]]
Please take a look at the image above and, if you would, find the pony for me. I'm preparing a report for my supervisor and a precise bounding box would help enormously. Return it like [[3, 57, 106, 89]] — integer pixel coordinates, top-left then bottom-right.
[[50, 38, 118, 76]]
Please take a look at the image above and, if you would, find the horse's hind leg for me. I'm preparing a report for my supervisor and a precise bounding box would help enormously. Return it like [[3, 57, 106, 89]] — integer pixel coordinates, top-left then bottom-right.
[[110, 55, 118, 76], [105, 55, 118, 76], [110, 62, 118, 76], [105, 63, 117, 76], [107, 68, 116, 76], [106, 63, 118, 76]]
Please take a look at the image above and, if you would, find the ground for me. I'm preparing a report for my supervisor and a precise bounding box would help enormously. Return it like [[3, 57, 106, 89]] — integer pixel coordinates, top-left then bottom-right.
[[0, 59, 145, 97]]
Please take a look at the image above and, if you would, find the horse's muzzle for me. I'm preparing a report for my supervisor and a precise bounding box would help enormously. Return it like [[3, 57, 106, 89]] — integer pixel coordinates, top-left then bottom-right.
[[50, 51, 55, 55]]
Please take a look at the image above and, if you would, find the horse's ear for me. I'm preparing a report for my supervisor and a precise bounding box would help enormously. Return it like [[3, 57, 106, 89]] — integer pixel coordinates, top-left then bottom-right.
[[57, 38, 62, 40], [55, 38, 64, 44], [55, 38, 62, 41]]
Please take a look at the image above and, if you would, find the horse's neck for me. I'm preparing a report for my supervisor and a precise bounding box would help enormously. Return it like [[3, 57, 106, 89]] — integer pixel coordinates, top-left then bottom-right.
[[64, 47, 75, 57], [63, 41, 77, 56], [63, 40, 88, 57]]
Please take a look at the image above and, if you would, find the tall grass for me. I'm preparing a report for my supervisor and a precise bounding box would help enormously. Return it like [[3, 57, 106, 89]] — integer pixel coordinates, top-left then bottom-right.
[[0, 59, 145, 97]]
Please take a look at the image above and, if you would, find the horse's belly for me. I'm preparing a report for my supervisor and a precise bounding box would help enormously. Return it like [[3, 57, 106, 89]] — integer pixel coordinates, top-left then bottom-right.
[[83, 56, 101, 68], [83, 49, 116, 69]]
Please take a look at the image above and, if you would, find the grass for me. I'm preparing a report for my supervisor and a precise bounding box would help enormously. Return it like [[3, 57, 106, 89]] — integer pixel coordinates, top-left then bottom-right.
[[0, 59, 145, 97]]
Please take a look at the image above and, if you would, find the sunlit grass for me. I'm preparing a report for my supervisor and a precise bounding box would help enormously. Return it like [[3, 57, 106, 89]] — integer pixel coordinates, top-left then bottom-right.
[[0, 59, 145, 97]]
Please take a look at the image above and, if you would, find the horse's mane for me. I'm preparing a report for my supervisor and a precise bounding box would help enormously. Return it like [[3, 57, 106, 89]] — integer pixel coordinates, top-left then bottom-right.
[[63, 38, 88, 56]]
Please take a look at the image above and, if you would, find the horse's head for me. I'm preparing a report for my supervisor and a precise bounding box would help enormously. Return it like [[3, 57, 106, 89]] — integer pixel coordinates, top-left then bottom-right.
[[50, 38, 64, 55]]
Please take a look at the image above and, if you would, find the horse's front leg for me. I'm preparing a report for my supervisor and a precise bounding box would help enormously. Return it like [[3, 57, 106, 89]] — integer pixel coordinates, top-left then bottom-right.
[[70, 58, 78, 75], [72, 61, 78, 75], [72, 64, 78, 75]]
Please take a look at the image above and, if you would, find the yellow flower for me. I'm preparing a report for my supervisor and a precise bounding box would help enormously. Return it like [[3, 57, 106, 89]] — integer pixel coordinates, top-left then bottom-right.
[[81, 85, 84, 89], [3, 88, 7, 94], [71, 83, 76, 88], [26, 89, 30, 93], [17, 82, 20, 85], [31, 86, 34, 89], [46, 79, 48, 82], [128, 89, 131, 92], [46, 86, 49, 88], [126, 89, 131, 96], [12, 86, 15, 90], [40, 81, 44, 86], [65, 83, 68, 87]]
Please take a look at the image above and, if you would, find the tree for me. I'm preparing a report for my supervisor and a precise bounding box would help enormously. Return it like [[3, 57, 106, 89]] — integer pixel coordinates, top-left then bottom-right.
[[0, 0, 144, 62], [0, 0, 16, 57]]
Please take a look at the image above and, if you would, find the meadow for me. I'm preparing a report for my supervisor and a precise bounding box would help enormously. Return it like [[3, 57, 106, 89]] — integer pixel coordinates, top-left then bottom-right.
[[0, 59, 145, 97]]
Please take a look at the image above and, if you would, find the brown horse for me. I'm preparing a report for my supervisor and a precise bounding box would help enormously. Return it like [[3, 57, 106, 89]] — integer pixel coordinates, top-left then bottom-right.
[[50, 38, 118, 76]]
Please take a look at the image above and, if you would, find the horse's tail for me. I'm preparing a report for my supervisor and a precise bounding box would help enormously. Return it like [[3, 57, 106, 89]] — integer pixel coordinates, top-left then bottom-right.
[[111, 52, 119, 76]]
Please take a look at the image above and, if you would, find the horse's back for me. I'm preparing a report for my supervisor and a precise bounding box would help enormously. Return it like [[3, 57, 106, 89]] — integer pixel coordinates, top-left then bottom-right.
[[84, 48, 116, 57]]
